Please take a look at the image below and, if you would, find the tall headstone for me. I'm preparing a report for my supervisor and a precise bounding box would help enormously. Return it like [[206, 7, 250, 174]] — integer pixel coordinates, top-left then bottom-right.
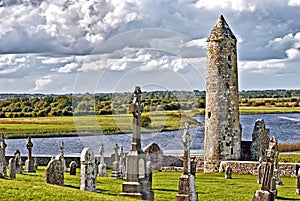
[[24, 137, 35, 172], [296, 168, 300, 195], [120, 86, 154, 200], [252, 136, 277, 201], [176, 123, 198, 201], [257, 157, 264, 184], [80, 147, 97, 192], [0, 134, 7, 177], [9, 158, 16, 179], [204, 15, 242, 172], [45, 158, 64, 186], [251, 119, 270, 161], [60, 142, 68, 172], [69, 161, 77, 175], [14, 149, 22, 174], [98, 144, 107, 177], [119, 146, 126, 179], [111, 143, 120, 179]]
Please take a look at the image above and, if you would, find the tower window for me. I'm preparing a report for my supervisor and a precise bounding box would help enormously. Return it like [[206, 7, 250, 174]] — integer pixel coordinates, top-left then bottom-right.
[[231, 148, 233, 155], [208, 112, 211, 118], [227, 55, 231, 61]]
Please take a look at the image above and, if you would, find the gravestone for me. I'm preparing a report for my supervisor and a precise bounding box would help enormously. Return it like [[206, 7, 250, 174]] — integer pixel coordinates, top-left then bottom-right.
[[225, 166, 232, 179], [9, 158, 16, 179], [0, 133, 7, 177], [98, 144, 107, 177], [111, 143, 121, 179], [14, 149, 22, 174], [60, 142, 68, 172], [120, 86, 154, 200], [80, 147, 97, 192], [34, 156, 38, 170], [143, 143, 164, 170], [257, 157, 264, 184], [45, 158, 64, 186], [252, 136, 277, 201], [176, 123, 198, 201], [119, 146, 126, 179], [24, 137, 35, 172], [296, 169, 300, 195], [69, 161, 77, 175], [251, 119, 270, 161], [273, 151, 283, 186]]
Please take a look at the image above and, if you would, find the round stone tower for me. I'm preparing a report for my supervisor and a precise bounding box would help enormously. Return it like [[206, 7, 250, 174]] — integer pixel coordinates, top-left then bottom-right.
[[204, 15, 242, 172]]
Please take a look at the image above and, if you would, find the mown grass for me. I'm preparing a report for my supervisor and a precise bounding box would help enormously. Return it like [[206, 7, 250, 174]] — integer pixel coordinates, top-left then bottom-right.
[[0, 111, 201, 138], [1, 168, 299, 201], [239, 106, 300, 114]]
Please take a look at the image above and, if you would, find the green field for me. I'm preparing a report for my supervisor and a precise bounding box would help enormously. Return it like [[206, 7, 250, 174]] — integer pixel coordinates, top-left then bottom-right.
[[240, 106, 300, 114], [0, 111, 201, 138], [0, 168, 299, 201]]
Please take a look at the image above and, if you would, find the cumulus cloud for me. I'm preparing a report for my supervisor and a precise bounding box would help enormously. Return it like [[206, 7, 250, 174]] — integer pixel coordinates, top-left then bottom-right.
[[32, 75, 53, 91]]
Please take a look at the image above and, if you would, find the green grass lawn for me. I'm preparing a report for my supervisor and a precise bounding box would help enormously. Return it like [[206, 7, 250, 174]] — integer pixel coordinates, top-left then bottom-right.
[[0, 111, 201, 138], [0, 168, 299, 201]]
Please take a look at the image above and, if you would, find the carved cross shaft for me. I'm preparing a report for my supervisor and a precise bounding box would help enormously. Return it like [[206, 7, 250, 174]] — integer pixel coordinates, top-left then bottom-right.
[[131, 86, 143, 151]]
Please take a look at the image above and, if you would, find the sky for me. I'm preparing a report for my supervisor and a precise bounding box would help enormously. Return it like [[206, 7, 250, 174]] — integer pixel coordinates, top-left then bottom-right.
[[0, 0, 300, 94]]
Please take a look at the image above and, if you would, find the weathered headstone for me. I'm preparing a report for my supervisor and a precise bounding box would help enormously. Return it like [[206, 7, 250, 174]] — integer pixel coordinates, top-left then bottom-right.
[[120, 86, 154, 200], [143, 143, 164, 171], [0, 133, 7, 177], [296, 167, 300, 195], [176, 123, 198, 201], [111, 143, 120, 179], [14, 149, 22, 174], [34, 156, 38, 170], [251, 119, 270, 161], [24, 137, 35, 173], [9, 158, 16, 179], [45, 158, 64, 186], [252, 136, 277, 201], [273, 151, 283, 186], [257, 157, 264, 184], [80, 147, 97, 192], [69, 161, 77, 175], [225, 166, 232, 179], [97, 144, 107, 177]]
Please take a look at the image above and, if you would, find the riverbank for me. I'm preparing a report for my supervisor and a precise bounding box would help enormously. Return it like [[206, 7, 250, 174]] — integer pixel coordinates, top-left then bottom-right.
[[1, 107, 300, 138]]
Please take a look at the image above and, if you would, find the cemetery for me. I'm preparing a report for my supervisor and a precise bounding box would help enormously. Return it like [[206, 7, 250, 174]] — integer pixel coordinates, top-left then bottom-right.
[[0, 15, 300, 201]]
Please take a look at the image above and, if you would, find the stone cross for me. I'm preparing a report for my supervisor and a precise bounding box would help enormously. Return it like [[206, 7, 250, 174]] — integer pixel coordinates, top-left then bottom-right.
[[60, 141, 68, 172], [182, 122, 191, 175], [296, 169, 300, 195], [26, 137, 33, 160], [111, 143, 121, 179], [261, 136, 276, 191], [0, 134, 7, 177], [98, 144, 107, 177], [131, 86, 143, 152], [80, 147, 97, 192], [24, 136, 35, 172], [176, 122, 198, 201], [9, 158, 16, 179], [119, 146, 125, 179]]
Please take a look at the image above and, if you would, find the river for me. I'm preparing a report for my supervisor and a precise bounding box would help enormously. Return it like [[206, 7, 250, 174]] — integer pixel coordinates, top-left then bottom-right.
[[5, 113, 300, 157]]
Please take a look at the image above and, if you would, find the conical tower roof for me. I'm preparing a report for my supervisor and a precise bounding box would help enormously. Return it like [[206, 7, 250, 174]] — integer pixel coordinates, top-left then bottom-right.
[[207, 15, 236, 42]]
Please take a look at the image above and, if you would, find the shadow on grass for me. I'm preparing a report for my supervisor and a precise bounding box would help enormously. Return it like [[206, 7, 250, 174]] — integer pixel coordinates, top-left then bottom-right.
[[276, 196, 300, 200], [153, 188, 177, 192], [64, 184, 79, 190]]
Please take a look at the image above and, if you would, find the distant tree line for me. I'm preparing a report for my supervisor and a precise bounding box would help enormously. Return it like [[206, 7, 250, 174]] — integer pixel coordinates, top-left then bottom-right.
[[0, 89, 299, 118]]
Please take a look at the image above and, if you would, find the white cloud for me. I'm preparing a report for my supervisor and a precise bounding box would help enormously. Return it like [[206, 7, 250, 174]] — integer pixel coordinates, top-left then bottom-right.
[[32, 75, 53, 91], [288, 0, 300, 6], [195, 0, 256, 12]]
